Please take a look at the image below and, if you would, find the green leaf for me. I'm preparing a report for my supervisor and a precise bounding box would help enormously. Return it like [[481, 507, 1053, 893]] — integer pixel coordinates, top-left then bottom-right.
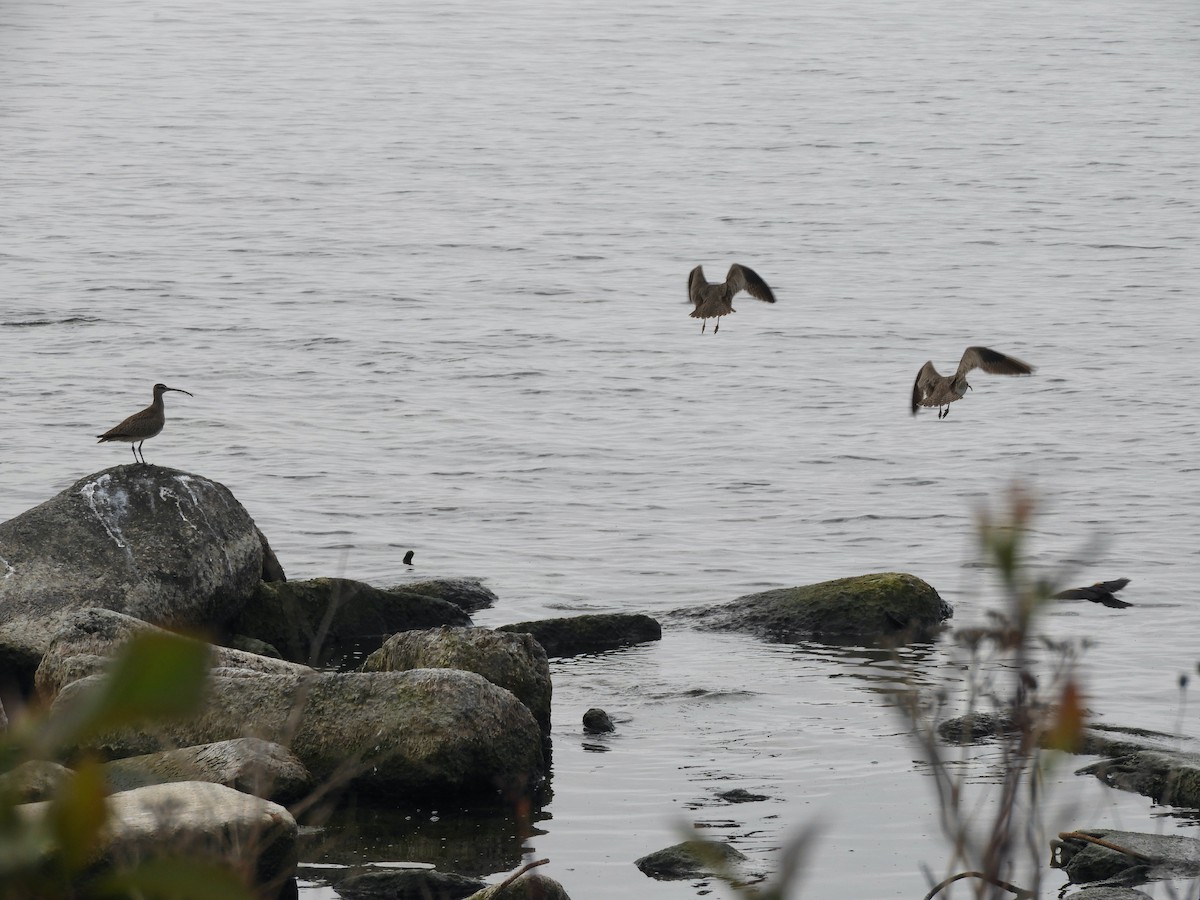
[[37, 632, 210, 754], [93, 856, 259, 900], [47, 758, 108, 872]]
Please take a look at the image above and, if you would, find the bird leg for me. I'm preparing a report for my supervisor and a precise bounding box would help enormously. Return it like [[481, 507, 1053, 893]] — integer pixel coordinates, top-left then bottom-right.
[[129, 444, 138, 463], [701, 320, 706, 334], [714, 319, 720, 334], [136, 441, 147, 464]]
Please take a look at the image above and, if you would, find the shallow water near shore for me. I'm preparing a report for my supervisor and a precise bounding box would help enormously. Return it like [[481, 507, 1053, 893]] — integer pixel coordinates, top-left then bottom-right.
[[3, 0, 1199, 896]]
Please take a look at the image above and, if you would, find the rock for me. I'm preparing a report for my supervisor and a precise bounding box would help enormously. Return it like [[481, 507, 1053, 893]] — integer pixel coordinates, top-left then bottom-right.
[[103, 738, 312, 804], [258, 528, 287, 582], [1052, 828, 1200, 884], [937, 712, 1018, 745], [1077, 724, 1200, 758], [582, 708, 614, 733], [333, 868, 485, 900], [227, 578, 472, 668], [53, 668, 544, 800], [718, 788, 768, 803], [0, 466, 265, 680], [1078, 751, 1200, 808], [0, 760, 74, 803], [389, 578, 498, 614], [1067, 889, 1154, 900], [496, 613, 661, 657], [17, 781, 297, 890], [465, 872, 571, 900], [222, 634, 284, 659], [673, 572, 951, 640], [34, 607, 311, 702], [635, 839, 749, 880], [362, 627, 551, 733]]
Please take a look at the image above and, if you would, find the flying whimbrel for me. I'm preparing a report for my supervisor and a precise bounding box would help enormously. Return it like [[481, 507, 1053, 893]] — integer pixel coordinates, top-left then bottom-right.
[[97, 383, 193, 464], [910, 346, 1034, 418], [687, 264, 776, 333], [1053, 578, 1132, 609]]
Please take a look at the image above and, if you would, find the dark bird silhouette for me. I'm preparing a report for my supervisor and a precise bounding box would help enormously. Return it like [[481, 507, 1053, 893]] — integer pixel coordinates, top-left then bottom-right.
[[911, 346, 1034, 418], [403, 550, 414, 566], [1053, 578, 1133, 609], [97, 383, 193, 465], [688, 263, 776, 333]]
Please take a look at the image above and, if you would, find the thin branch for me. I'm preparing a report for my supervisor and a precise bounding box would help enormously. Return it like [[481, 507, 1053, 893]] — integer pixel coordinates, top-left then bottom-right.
[[921, 870, 1034, 900]]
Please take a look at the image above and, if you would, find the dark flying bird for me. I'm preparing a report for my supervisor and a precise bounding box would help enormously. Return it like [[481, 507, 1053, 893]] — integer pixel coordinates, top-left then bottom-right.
[[688, 263, 776, 334], [1053, 578, 1133, 609], [911, 346, 1034, 418], [97, 383, 193, 465]]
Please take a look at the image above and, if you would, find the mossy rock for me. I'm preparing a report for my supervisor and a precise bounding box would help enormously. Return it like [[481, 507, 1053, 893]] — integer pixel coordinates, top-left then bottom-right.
[[676, 572, 951, 641]]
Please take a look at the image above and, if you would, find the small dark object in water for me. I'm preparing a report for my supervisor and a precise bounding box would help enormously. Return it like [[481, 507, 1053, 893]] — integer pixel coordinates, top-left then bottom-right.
[[402, 550, 414, 566], [583, 708, 614, 734], [718, 788, 769, 804], [1054, 578, 1132, 609]]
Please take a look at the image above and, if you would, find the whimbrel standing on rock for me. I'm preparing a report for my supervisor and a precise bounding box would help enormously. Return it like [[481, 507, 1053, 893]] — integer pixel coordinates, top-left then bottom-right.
[[688, 264, 776, 333], [97, 383, 193, 464], [910, 346, 1034, 418]]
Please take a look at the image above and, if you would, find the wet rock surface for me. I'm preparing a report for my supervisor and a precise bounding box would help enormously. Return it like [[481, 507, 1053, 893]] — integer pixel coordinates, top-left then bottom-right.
[[634, 839, 749, 880], [496, 613, 661, 657], [464, 872, 572, 900], [582, 708, 614, 733], [228, 577, 472, 667], [1053, 828, 1200, 885], [332, 868, 486, 900]]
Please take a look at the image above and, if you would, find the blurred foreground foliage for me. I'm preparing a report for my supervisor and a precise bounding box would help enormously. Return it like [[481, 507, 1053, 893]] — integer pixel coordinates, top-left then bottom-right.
[[0, 631, 256, 900]]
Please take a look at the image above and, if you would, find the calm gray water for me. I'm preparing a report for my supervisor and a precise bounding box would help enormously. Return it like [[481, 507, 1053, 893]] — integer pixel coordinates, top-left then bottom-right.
[[3, 0, 1199, 896]]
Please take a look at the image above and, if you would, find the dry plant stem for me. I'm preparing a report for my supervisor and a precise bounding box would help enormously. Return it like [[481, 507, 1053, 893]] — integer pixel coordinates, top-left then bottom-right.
[[921, 870, 1034, 900], [495, 858, 549, 892], [1056, 832, 1153, 863]]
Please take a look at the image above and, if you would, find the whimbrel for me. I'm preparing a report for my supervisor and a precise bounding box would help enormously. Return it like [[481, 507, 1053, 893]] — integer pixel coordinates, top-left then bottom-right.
[[911, 346, 1034, 418], [688, 264, 776, 333], [97, 383, 193, 464], [1053, 578, 1132, 609]]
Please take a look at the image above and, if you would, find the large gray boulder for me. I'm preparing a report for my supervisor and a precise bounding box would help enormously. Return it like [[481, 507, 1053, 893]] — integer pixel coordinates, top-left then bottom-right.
[[53, 668, 545, 800], [1053, 828, 1200, 884], [363, 627, 552, 733], [227, 578, 473, 668], [465, 872, 572, 900], [388, 578, 498, 614], [17, 781, 297, 892], [673, 572, 951, 640], [0, 466, 266, 678], [34, 607, 311, 701]]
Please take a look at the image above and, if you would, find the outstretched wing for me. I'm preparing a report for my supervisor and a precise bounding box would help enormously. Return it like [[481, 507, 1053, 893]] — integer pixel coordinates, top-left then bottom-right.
[[688, 266, 707, 308], [957, 346, 1035, 379], [1091, 577, 1131, 594], [1053, 578, 1133, 608], [726, 264, 776, 304], [911, 361, 938, 415]]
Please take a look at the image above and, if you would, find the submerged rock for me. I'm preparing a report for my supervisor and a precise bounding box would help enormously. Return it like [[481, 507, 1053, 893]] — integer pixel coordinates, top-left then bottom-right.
[[0, 466, 266, 679], [937, 712, 1018, 745], [583, 708, 614, 734], [673, 572, 950, 641], [1079, 751, 1200, 808], [34, 607, 311, 702], [389, 578, 499, 614], [635, 839, 749, 880], [53, 668, 544, 800], [333, 868, 485, 900], [18, 781, 297, 891], [227, 578, 472, 668], [103, 738, 312, 804], [1052, 828, 1200, 885], [363, 627, 551, 733], [496, 613, 661, 657], [465, 872, 572, 900]]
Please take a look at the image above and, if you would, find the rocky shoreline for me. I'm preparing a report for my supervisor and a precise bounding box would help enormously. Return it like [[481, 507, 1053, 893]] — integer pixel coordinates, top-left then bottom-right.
[[1, 465, 1186, 898]]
